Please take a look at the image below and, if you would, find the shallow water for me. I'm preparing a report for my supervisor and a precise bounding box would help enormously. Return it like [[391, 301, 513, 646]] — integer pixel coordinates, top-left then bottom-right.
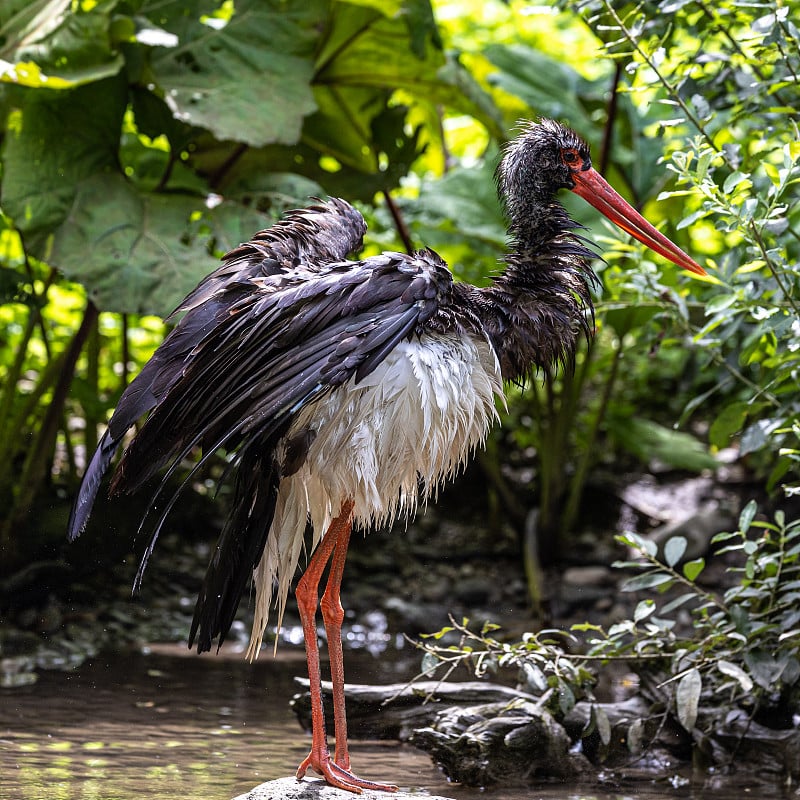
[[0, 645, 777, 800]]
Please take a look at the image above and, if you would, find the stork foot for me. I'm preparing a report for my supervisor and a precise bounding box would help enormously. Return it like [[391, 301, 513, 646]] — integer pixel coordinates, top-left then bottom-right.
[[296, 750, 398, 794]]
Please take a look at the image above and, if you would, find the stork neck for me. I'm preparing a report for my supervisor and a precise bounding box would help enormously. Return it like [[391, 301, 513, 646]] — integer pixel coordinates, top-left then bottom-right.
[[504, 200, 578, 277], [478, 200, 596, 381]]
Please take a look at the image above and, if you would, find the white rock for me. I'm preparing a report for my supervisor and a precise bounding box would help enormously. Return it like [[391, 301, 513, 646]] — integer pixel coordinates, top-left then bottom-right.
[[233, 776, 454, 800]]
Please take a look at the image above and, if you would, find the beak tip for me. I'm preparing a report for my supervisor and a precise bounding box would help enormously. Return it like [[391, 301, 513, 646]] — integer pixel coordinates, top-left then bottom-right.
[[685, 259, 707, 276]]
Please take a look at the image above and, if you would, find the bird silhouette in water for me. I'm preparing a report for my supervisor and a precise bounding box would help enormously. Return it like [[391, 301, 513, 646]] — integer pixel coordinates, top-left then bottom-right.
[[68, 119, 704, 793]]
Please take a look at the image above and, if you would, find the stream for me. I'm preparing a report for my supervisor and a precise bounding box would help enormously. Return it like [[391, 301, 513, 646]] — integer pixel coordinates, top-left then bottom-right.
[[1, 644, 769, 800]]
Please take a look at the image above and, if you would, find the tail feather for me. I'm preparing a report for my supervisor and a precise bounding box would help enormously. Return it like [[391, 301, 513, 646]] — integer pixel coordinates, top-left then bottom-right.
[[188, 438, 282, 653], [67, 429, 121, 541]]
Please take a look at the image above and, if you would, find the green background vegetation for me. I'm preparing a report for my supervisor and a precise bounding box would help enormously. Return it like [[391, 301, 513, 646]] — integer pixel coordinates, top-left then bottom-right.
[[2, 0, 800, 768], [1, 0, 798, 591]]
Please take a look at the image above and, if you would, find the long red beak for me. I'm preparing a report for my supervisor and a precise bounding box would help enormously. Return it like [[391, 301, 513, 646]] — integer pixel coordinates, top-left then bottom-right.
[[571, 167, 706, 276]]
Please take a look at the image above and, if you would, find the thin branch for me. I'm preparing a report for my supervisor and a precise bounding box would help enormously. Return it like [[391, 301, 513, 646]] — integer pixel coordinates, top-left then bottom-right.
[[383, 191, 415, 254]]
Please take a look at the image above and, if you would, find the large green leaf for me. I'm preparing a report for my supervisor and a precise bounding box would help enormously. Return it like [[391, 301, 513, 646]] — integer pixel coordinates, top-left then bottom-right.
[[601, 303, 664, 338], [0, 0, 124, 86], [317, 2, 502, 139], [608, 415, 718, 472], [411, 154, 506, 246], [50, 173, 271, 315], [484, 44, 597, 131], [190, 102, 423, 202], [145, 0, 323, 147], [1, 76, 127, 245]]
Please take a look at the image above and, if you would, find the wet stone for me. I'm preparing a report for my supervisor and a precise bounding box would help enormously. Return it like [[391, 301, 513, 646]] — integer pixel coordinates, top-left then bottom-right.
[[233, 776, 454, 800]]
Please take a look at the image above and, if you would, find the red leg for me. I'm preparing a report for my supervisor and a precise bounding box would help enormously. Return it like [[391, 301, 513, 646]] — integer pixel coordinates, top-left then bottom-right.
[[320, 510, 352, 770], [295, 500, 397, 794]]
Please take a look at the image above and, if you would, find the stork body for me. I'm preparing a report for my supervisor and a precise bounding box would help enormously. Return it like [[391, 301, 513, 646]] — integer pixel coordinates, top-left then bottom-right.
[[68, 120, 703, 793]]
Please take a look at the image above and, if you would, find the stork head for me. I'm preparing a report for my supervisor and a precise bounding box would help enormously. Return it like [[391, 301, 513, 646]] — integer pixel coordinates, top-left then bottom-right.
[[497, 119, 705, 275]]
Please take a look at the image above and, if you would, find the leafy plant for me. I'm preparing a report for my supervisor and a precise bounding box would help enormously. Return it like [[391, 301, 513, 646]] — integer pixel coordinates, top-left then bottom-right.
[[0, 0, 505, 564], [562, 0, 800, 492], [417, 501, 800, 757], [416, 616, 600, 720]]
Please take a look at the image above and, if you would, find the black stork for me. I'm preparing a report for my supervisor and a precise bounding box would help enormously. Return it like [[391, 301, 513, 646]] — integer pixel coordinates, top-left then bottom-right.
[[68, 119, 704, 793]]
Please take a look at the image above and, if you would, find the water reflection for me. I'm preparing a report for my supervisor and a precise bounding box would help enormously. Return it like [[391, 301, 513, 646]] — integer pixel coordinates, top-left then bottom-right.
[[1, 647, 449, 800], [0, 647, 769, 800]]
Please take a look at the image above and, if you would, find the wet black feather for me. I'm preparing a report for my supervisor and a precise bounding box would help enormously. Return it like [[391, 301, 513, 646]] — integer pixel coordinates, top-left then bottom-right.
[[68, 120, 613, 654]]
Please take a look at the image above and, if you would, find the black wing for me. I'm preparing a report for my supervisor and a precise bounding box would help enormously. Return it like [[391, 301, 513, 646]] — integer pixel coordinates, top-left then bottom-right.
[[67, 198, 456, 652], [67, 198, 365, 541]]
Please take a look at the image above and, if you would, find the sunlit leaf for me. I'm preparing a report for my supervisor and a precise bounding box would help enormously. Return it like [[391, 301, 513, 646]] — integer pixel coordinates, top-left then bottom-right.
[[664, 536, 687, 568], [717, 660, 753, 692], [633, 599, 656, 622], [682, 558, 705, 582], [739, 500, 758, 533], [676, 668, 701, 731], [521, 661, 548, 692]]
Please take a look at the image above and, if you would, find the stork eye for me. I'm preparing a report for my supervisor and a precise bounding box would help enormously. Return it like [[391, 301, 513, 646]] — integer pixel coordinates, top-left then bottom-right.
[[561, 148, 581, 167]]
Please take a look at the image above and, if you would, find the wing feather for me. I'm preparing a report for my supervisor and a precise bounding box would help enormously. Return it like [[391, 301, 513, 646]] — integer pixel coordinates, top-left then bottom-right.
[[67, 199, 457, 653]]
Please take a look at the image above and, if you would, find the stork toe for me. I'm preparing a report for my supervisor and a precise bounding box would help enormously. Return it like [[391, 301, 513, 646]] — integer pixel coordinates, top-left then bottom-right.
[[296, 750, 398, 794]]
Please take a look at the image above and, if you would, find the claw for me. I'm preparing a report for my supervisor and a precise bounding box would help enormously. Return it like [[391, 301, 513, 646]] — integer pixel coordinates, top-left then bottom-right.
[[297, 749, 398, 794]]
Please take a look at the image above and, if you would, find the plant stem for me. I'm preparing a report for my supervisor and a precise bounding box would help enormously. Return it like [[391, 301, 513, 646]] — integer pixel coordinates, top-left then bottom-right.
[[383, 191, 415, 255], [561, 336, 605, 534], [0, 301, 100, 561]]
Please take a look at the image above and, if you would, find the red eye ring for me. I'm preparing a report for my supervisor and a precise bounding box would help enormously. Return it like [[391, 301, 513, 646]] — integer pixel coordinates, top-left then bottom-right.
[[562, 148, 580, 165]]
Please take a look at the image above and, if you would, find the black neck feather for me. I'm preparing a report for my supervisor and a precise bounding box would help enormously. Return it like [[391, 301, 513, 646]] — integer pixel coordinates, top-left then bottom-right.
[[476, 198, 598, 382]]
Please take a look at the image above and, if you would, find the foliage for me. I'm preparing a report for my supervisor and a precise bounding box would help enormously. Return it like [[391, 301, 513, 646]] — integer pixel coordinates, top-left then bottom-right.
[[1, 0, 799, 581], [0, 0, 503, 561], [600, 501, 800, 722], [417, 500, 800, 754], [416, 616, 601, 721], [563, 0, 800, 491], [1, 0, 502, 316]]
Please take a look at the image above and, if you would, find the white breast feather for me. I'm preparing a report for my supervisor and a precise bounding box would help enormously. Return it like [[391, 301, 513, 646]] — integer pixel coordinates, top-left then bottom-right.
[[246, 332, 504, 659]]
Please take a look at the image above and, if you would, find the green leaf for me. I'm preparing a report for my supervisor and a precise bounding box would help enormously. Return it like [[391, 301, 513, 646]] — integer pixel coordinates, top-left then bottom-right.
[[723, 170, 750, 194], [616, 531, 658, 557], [744, 650, 785, 689], [557, 678, 576, 716], [148, 0, 323, 147], [1, 0, 124, 86], [1, 76, 127, 244], [601, 303, 663, 338], [592, 704, 611, 745], [484, 43, 596, 132], [607, 416, 718, 472], [739, 500, 758, 533], [661, 592, 697, 614], [664, 536, 687, 568], [412, 154, 506, 245], [421, 651, 440, 675], [682, 558, 705, 581], [521, 661, 548, 692], [633, 599, 656, 622], [0, 60, 75, 88], [621, 572, 674, 592], [627, 717, 644, 754], [49, 173, 271, 315], [717, 660, 753, 692], [709, 402, 749, 449], [314, 2, 502, 145], [676, 668, 701, 731]]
